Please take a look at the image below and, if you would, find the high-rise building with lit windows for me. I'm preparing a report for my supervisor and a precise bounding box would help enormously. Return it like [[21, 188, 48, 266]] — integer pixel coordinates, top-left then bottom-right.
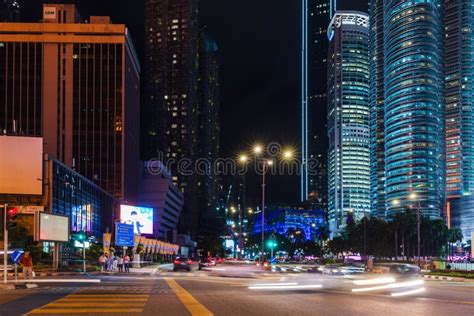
[[305, 0, 332, 208], [143, 0, 200, 236], [327, 11, 370, 236], [0, 0, 20, 22], [444, 0, 474, 240], [383, 0, 444, 219], [143, 1, 221, 239], [303, 0, 336, 203], [0, 4, 141, 201], [369, 0, 385, 218]]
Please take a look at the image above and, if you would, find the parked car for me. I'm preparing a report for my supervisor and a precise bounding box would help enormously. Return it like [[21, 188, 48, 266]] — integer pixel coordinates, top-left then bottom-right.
[[173, 257, 192, 272]]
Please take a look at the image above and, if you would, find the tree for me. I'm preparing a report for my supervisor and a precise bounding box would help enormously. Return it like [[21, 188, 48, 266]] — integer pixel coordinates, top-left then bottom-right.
[[448, 228, 463, 258]]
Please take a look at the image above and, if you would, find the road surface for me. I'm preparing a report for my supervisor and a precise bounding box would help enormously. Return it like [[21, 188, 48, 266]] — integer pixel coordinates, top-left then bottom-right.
[[0, 265, 472, 315]]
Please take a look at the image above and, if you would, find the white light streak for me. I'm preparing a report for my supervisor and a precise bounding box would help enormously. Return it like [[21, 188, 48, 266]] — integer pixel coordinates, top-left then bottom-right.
[[353, 277, 396, 286], [352, 279, 424, 293], [249, 284, 322, 290], [391, 287, 425, 297]]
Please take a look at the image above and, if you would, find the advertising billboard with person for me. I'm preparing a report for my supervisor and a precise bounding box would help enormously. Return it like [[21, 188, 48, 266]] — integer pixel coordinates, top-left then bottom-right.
[[120, 205, 153, 235]]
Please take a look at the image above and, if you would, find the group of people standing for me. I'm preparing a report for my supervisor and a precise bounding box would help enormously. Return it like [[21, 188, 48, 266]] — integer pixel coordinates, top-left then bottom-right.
[[99, 253, 130, 273]]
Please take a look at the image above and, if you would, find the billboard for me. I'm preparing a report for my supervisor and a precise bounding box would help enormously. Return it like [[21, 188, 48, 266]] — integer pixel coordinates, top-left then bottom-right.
[[0, 136, 43, 195], [39, 213, 69, 242], [120, 205, 153, 235]]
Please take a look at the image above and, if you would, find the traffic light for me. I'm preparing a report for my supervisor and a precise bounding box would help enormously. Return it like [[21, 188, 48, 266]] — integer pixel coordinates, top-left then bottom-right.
[[73, 231, 86, 242], [7, 206, 19, 229], [266, 240, 277, 248]]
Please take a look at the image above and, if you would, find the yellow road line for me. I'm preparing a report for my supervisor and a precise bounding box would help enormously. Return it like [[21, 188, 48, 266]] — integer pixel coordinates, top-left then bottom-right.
[[55, 298, 148, 302], [26, 293, 149, 315], [28, 308, 143, 314], [46, 303, 147, 307], [73, 294, 149, 297], [165, 278, 213, 316]]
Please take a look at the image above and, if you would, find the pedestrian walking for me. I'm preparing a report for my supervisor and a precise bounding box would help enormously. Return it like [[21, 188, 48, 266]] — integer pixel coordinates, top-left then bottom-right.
[[123, 254, 130, 273], [117, 255, 124, 273], [99, 254, 107, 273], [106, 254, 113, 272], [113, 255, 118, 271], [20, 250, 34, 280]]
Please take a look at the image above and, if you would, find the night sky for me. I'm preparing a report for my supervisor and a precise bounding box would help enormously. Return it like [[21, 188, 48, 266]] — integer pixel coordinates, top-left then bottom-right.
[[20, 0, 367, 204]]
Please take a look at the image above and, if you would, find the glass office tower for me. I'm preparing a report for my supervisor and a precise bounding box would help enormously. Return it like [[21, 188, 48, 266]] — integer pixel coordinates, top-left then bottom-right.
[[369, 0, 386, 218], [384, 0, 444, 219], [327, 12, 370, 236], [445, 0, 474, 240]]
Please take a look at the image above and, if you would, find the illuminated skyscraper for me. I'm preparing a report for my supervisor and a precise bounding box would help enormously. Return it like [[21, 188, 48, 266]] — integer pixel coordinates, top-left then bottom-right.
[[384, 0, 444, 219], [444, 0, 474, 240], [306, 0, 332, 208], [302, 0, 335, 204], [369, 0, 385, 218], [327, 11, 370, 236], [143, 0, 200, 236]]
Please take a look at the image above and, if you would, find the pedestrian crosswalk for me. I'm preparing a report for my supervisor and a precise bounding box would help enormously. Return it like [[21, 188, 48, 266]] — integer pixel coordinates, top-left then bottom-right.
[[26, 293, 149, 314]]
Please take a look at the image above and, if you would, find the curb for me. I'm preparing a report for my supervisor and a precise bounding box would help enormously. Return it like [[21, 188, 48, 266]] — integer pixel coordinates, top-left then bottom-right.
[[422, 274, 474, 282], [423, 275, 454, 281], [1, 272, 97, 278]]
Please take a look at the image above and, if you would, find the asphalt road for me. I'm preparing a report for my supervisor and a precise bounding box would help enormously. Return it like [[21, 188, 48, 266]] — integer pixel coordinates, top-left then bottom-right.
[[0, 266, 473, 316]]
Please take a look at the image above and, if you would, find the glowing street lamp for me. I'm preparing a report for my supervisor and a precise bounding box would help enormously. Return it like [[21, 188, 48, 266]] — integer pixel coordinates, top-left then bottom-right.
[[253, 145, 263, 155], [283, 150, 293, 159]]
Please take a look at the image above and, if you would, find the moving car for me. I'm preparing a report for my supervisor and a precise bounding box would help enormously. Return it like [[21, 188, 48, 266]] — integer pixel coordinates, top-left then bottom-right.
[[388, 264, 421, 278], [198, 257, 216, 270], [173, 257, 192, 272]]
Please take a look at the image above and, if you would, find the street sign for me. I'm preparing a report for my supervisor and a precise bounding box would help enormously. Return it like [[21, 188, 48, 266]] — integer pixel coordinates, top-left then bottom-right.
[[13, 206, 45, 214], [11, 250, 23, 264], [115, 223, 134, 247]]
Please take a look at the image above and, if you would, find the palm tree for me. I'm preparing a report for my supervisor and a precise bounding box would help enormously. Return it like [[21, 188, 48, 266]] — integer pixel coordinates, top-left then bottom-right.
[[448, 228, 464, 259]]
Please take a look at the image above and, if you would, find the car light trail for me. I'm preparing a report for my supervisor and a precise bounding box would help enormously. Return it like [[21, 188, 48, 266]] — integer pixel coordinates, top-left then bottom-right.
[[250, 283, 298, 287], [249, 284, 322, 290], [387, 280, 424, 289], [391, 287, 426, 297], [352, 280, 424, 292], [353, 277, 395, 286]]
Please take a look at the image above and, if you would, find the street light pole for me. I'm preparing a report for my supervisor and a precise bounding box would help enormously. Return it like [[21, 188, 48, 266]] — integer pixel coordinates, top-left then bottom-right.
[[3, 203, 8, 284], [409, 194, 421, 266], [261, 162, 266, 263], [416, 201, 421, 267]]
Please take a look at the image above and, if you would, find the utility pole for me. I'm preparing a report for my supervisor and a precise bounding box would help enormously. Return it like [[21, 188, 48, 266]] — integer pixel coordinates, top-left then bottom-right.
[[417, 206, 421, 266], [261, 162, 266, 264], [3, 203, 8, 284]]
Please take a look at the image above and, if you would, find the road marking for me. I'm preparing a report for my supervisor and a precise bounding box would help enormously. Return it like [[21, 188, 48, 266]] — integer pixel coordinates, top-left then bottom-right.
[[416, 297, 474, 306], [46, 303, 146, 307], [27, 293, 149, 314], [165, 278, 213, 316], [13, 279, 101, 283], [27, 308, 143, 314]]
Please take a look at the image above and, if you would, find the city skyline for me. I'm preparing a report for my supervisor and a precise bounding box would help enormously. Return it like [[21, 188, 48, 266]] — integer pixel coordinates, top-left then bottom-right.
[[0, 2, 473, 314]]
